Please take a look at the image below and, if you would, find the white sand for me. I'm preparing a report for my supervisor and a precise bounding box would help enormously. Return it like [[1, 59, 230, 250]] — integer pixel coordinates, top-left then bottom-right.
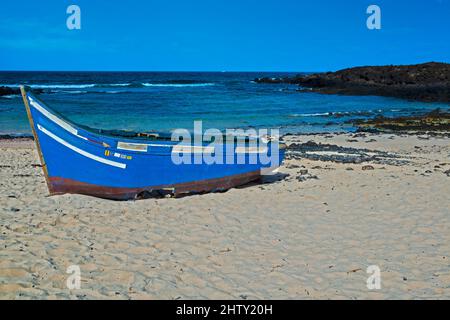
[[0, 133, 449, 299]]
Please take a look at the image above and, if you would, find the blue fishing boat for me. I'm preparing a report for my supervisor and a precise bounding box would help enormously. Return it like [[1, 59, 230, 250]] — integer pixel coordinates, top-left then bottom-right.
[[20, 86, 285, 200]]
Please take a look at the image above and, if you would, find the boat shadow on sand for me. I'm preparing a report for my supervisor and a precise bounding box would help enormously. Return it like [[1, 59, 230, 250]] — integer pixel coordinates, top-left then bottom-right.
[[168, 172, 290, 199]]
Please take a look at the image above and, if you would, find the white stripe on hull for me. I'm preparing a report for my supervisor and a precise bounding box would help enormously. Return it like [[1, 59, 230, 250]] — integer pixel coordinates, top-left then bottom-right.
[[28, 95, 273, 155], [28, 95, 176, 149], [37, 124, 127, 169], [29, 96, 88, 141]]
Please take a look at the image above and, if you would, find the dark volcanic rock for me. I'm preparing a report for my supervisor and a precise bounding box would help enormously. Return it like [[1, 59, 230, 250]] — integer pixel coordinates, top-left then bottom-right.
[[355, 108, 450, 133], [0, 86, 20, 96], [0, 86, 44, 97], [255, 62, 450, 102], [286, 141, 408, 165]]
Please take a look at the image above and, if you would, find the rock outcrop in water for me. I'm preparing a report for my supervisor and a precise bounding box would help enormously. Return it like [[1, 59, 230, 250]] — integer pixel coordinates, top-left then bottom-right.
[[0, 86, 20, 96], [255, 62, 450, 102], [0, 86, 45, 97], [355, 108, 450, 133]]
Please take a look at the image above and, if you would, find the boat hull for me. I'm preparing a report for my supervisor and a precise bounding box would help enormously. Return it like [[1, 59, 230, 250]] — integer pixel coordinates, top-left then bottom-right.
[[21, 86, 284, 200], [49, 170, 261, 200]]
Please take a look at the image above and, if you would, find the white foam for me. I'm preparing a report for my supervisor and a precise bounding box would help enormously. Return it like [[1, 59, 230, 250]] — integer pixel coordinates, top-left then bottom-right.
[[2, 83, 96, 89], [107, 83, 131, 87], [142, 83, 215, 87], [0, 94, 19, 99], [289, 112, 330, 117]]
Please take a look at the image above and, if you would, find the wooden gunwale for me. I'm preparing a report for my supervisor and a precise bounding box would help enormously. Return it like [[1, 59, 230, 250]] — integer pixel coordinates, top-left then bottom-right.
[[20, 86, 55, 195]]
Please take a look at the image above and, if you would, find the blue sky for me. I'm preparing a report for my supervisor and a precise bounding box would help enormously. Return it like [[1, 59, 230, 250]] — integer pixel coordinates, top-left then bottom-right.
[[0, 0, 449, 71]]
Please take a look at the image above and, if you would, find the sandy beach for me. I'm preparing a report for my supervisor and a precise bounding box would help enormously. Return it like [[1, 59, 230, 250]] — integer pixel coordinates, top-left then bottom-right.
[[1, 133, 449, 300]]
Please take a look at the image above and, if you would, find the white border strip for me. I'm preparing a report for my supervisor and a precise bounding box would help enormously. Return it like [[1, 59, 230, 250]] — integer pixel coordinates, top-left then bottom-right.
[[37, 124, 126, 169]]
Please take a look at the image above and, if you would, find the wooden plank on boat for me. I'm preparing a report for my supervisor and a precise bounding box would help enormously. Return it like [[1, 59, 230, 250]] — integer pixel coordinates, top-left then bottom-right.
[[20, 86, 54, 194], [117, 141, 148, 152]]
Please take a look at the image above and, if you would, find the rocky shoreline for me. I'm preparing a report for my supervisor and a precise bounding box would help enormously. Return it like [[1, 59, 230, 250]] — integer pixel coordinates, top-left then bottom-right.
[[354, 108, 450, 133], [255, 62, 450, 103]]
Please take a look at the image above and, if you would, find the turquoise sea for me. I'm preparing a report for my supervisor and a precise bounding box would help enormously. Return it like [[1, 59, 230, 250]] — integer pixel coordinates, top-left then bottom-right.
[[1, 71, 448, 136]]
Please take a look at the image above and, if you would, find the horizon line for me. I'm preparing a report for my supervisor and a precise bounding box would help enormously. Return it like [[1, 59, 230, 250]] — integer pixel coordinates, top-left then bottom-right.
[[0, 70, 313, 73], [0, 61, 447, 74]]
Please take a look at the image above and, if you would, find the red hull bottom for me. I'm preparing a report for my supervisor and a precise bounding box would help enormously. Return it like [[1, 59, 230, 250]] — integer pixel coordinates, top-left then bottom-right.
[[48, 170, 262, 200]]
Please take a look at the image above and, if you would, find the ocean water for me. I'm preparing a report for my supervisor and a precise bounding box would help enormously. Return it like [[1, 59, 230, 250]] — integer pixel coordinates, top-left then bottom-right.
[[1, 71, 448, 136]]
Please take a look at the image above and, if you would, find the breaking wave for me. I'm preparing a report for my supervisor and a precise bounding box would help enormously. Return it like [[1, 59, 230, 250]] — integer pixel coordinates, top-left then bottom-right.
[[0, 94, 20, 99], [287, 110, 389, 118], [288, 112, 331, 117], [3, 82, 216, 89], [142, 83, 215, 87]]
